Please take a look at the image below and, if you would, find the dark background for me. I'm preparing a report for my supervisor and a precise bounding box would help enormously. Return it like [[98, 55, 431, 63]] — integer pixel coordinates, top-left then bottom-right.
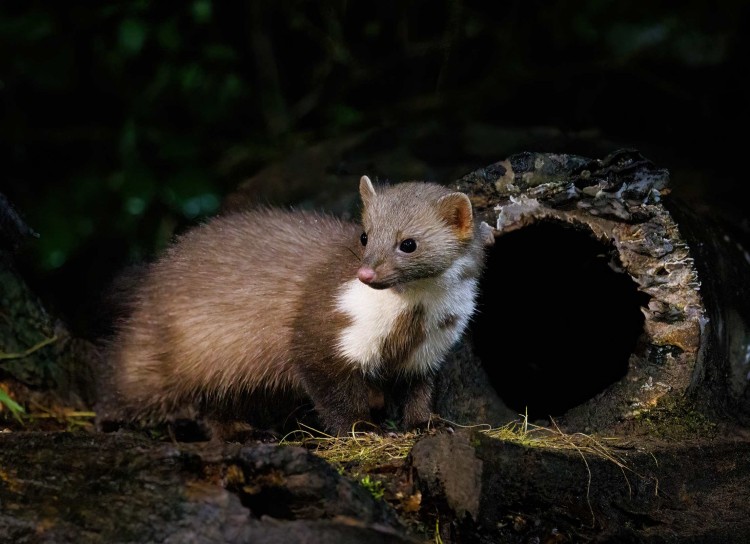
[[2, 1, 748, 337]]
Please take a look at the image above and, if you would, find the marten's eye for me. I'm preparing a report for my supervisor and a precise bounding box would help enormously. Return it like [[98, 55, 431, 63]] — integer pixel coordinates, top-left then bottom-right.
[[399, 238, 417, 253], [360, 232, 368, 246]]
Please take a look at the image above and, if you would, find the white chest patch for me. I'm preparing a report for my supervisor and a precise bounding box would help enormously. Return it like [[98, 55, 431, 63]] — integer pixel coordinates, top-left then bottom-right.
[[334, 255, 479, 375], [334, 279, 410, 374]]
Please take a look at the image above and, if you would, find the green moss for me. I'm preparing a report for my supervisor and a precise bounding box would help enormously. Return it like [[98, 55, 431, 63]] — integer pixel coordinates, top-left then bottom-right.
[[359, 474, 385, 501], [635, 397, 717, 440]]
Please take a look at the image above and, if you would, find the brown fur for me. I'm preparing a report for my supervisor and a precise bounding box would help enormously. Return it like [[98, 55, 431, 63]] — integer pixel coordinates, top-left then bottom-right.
[[103, 180, 490, 435], [381, 306, 426, 369], [109, 209, 360, 425], [358, 181, 477, 288]]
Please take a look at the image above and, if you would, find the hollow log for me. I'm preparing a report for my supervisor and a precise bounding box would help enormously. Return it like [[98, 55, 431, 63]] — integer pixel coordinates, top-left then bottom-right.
[[436, 149, 750, 431]]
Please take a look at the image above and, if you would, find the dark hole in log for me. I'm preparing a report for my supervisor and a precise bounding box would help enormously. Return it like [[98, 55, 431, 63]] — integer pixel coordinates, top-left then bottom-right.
[[471, 220, 648, 419], [237, 487, 296, 520]]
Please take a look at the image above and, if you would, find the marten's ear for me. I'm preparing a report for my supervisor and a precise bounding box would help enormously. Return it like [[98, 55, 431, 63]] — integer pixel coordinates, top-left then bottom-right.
[[359, 175, 377, 206], [437, 192, 474, 241]]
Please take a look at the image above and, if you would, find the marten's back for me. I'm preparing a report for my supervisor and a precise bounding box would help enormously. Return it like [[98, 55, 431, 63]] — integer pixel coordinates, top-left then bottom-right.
[[110, 208, 362, 417]]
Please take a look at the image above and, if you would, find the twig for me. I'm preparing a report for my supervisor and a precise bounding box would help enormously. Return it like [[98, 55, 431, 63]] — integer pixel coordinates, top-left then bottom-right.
[[0, 335, 58, 361]]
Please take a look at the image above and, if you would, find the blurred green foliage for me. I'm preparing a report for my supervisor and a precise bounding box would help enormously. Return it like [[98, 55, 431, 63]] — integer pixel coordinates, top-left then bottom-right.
[[0, 1, 746, 334], [0, 388, 25, 423], [4, 2, 260, 269]]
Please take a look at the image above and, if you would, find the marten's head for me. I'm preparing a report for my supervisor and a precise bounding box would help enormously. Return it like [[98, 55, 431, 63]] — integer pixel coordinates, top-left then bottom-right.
[[356, 176, 478, 290]]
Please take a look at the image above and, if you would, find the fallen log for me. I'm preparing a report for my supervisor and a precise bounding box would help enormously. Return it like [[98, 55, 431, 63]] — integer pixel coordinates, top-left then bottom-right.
[[436, 149, 750, 431]]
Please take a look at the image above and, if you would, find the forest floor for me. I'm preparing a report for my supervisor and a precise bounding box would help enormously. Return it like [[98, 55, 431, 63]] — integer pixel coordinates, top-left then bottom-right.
[[2, 413, 750, 543]]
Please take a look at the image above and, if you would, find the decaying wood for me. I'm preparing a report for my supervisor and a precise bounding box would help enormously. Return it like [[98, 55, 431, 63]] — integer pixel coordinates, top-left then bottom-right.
[[410, 428, 750, 543], [433, 149, 748, 431], [0, 432, 411, 544]]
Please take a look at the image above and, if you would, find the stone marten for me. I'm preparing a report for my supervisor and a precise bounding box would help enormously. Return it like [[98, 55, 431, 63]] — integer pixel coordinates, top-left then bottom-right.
[[106, 176, 492, 434]]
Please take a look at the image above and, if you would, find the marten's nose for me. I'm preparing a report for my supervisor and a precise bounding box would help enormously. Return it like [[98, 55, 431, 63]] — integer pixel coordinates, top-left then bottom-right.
[[357, 267, 377, 284]]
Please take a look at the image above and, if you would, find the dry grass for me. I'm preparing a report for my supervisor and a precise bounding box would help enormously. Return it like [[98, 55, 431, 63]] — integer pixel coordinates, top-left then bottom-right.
[[280, 421, 416, 469], [281, 413, 635, 474]]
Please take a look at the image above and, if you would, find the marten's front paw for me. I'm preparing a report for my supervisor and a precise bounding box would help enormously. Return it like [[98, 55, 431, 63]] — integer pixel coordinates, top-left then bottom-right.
[[323, 417, 379, 437], [399, 413, 433, 433], [400, 397, 433, 431]]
